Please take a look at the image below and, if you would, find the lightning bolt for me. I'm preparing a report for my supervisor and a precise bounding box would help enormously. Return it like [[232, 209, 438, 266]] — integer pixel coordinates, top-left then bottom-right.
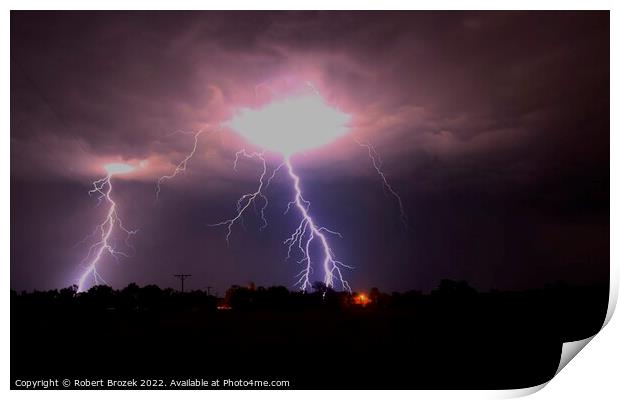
[[209, 150, 282, 243], [204, 148, 351, 291], [283, 158, 352, 292], [155, 129, 203, 200], [356, 139, 408, 227], [76, 173, 137, 292], [155, 131, 284, 245], [154, 100, 405, 294], [209, 152, 352, 291]]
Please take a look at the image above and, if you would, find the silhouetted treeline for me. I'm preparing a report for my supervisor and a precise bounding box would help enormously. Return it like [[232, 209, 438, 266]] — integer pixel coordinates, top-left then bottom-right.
[[11, 279, 608, 389], [11, 279, 608, 339], [11, 282, 217, 313]]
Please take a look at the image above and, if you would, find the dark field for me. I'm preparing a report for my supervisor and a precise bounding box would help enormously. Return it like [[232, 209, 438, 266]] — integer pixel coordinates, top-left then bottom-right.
[[11, 281, 608, 389]]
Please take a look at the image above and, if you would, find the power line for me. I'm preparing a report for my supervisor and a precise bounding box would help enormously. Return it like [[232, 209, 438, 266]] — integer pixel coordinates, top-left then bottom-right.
[[173, 274, 192, 293]]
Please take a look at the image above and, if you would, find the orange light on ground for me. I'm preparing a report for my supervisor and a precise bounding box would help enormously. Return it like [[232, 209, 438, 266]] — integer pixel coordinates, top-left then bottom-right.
[[354, 293, 371, 306]]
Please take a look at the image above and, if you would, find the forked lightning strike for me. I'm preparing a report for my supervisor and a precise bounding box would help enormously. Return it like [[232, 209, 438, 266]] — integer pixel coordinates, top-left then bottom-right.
[[283, 158, 352, 292], [356, 139, 408, 227], [156, 130, 203, 199], [76, 163, 138, 292], [157, 89, 408, 293], [209, 150, 276, 243], [207, 152, 352, 291]]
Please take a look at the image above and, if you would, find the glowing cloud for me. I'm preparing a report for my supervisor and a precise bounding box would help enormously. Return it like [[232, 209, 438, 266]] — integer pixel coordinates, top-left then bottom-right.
[[104, 162, 136, 175], [227, 93, 350, 156], [212, 92, 354, 291], [158, 88, 406, 293]]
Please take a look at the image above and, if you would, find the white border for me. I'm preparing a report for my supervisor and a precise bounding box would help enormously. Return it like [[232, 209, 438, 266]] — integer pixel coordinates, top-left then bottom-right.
[[3, 2, 617, 399]]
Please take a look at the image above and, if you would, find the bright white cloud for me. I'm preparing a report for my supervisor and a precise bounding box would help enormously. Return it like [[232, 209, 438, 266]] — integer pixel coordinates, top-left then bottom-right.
[[226, 93, 351, 156]]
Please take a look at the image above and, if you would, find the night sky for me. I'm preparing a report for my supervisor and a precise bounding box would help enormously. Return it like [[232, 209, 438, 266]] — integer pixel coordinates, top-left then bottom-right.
[[11, 11, 609, 293]]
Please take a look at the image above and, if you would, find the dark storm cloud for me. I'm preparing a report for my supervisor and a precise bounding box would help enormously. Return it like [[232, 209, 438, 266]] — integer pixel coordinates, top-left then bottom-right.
[[11, 12, 608, 179], [11, 11, 609, 292]]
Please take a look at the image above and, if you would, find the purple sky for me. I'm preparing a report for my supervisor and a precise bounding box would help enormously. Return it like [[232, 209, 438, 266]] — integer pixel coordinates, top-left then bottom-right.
[[11, 11, 609, 293]]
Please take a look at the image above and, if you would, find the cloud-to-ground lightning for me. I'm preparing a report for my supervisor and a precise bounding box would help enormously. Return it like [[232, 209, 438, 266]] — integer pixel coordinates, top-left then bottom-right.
[[158, 89, 407, 293], [283, 158, 352, 292], [206, 151, 352, 291], [355, 139, 408, 227], [76, 163, 138, 292], [207, 150, 352, 291], [216, 92, 354, 291]]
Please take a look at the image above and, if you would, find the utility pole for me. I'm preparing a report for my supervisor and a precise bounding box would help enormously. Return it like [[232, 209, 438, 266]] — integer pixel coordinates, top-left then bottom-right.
[[204, 286, 212, 296], [173, 274, 192, 293]]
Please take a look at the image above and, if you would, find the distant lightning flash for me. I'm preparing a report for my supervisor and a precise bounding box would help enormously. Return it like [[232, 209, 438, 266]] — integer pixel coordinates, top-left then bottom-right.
[[355, 139, 408, 227], [76, 163, 138, 292], [155, 129, 202, 199]]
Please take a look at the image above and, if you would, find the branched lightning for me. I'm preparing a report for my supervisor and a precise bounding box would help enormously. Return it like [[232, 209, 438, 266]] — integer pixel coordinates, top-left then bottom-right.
[[283, 159, 352, 292], [155, 129, 203, 199], [156, 127, 284, 244], [76, 173, 137, 292], [209, 152, 352, 292], [153, 93, 407, 295], [356, 139, 408, 227], [209, 150, 281, 243], [66, 82, 407, 295]]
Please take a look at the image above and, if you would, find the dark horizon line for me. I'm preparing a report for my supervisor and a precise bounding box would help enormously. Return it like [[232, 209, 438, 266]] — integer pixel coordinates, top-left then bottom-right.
[[10, 278, 609, 296]]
